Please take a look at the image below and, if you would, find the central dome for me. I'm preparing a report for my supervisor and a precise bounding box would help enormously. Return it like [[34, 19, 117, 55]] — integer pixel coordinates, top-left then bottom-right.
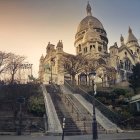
[[77, 16, 104, 33]]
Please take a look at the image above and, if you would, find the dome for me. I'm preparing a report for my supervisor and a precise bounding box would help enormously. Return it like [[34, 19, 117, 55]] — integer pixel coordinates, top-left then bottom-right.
[[82, 20, 101, 43], [83, 29, 101, 43], [77, 16, 104, 34]]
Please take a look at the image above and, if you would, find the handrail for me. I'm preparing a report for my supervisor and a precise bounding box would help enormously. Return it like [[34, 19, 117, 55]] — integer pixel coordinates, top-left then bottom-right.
[[50, 83, 86, 119], [60, 89, 87, 121], [64, 80, 124, 126]]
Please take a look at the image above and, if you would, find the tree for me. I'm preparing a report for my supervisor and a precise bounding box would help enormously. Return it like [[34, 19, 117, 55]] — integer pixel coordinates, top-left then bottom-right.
[[128, 63, 140, 94], [0, 51, 11, 75], [61, 54, 87, 84], [7, 54, 25, 84]]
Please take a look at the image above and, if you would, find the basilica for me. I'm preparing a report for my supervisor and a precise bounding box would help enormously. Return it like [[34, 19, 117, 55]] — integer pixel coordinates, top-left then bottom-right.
[[38, 2, 140, 85]]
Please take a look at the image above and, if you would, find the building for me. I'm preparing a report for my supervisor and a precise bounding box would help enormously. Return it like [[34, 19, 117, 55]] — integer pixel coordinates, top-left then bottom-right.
[[39, 2, 140, 85], [16, 62, 33, 84], [39, 41, 70, 85]]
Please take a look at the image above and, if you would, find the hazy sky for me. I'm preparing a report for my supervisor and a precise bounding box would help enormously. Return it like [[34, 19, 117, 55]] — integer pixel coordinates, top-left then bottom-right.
[[0, 0, 140, 77]]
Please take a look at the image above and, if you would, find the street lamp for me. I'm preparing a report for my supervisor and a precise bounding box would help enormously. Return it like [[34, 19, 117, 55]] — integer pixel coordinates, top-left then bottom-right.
[[62, 117, 65, 140], [88, 70, 98, 140], [17, 96, 25, 135], [50, 58, 55, 84]]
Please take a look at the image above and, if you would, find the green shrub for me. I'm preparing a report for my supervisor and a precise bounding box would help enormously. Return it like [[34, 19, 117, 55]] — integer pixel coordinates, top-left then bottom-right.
[[28, 96, 45, 117], [112, 88, 129, 96]]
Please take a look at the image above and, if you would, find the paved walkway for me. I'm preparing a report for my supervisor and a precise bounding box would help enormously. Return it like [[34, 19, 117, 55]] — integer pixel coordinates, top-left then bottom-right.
[[0, 131, 140, 140]]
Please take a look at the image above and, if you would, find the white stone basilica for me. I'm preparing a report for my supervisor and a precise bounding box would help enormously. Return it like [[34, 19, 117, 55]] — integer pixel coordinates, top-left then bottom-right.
[[39, 2, 140, 85]]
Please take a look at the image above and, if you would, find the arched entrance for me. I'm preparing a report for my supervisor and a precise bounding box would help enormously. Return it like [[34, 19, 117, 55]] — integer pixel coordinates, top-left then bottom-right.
[[78, 72, 87, 85]]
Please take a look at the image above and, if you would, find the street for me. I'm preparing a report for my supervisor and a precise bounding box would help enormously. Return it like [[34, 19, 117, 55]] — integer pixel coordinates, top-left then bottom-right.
[[0, 131, 140, 140]]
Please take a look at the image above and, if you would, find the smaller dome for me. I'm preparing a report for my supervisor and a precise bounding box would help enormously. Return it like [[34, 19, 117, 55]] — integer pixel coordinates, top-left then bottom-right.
[[82, 20, 101, 43]]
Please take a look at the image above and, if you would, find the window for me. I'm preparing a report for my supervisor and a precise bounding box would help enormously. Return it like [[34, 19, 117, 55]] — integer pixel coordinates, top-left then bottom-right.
[[124, 59, 132, 71], [120, 60, 123, 69], [84, 47, 87, 53], [137, 49, 139, 53], [90, 45, 92, 50], [130, 50, 133, 54], [125, 52, 127, 56], [79, 44, 81, 51], [98, 46, 102, 52]]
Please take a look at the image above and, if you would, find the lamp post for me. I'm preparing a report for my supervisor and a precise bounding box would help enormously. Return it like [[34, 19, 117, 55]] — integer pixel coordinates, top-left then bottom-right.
[[50, 58, 55, 84], [50, 63, 53, 84], [62, 117, 65, 140], [17, 97, 25, 135], [88, 70, 98, 140]]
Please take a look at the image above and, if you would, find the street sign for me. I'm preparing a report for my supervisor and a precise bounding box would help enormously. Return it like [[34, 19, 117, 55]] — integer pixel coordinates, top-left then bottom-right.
[[17, 97, 25, 104]]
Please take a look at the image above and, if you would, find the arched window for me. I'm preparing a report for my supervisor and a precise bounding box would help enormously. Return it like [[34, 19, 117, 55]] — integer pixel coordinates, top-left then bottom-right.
[[98, 58, 106, 65], [124, 59, 132, 71]]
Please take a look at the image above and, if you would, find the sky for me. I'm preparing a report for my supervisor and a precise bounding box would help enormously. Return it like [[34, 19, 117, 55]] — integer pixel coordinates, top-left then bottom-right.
[[0, 0, 140, 77]]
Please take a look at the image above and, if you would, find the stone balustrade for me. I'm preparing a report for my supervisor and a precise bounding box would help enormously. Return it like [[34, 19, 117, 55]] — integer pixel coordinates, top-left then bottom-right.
[[41, 84, 62, 135]]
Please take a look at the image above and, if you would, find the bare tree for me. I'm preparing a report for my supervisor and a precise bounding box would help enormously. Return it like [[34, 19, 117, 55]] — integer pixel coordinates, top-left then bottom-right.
[[61, 54, 87, 84], [7, 54, 25, 84], [0, 51, 11, 75], [83, 59, 98, 73]]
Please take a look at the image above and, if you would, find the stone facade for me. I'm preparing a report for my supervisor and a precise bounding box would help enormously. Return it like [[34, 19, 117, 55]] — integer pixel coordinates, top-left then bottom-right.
[[74, 2, 140, 85], [39, 41, 67, 85], [39, 2, 140, 85]]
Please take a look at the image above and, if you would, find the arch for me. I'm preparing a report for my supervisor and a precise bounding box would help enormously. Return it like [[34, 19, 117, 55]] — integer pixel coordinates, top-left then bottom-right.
[[78, 72, 87, 85], [98, 58, 106, 65], [123, 57, 132, 71]]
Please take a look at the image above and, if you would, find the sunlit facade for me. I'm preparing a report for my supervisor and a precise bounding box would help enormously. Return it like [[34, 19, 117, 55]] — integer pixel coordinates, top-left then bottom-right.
[[39, 2, 140, 86]]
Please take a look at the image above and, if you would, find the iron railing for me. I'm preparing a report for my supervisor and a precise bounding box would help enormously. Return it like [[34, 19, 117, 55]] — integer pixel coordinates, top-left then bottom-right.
[[64, 80, 125, 127]]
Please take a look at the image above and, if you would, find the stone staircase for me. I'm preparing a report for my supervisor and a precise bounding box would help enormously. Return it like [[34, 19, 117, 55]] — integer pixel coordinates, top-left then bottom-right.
[[66, 94, 105, 134], [46, 85, 82, 135], [60, 92, 105, 134], [63, 81, 123, 133]]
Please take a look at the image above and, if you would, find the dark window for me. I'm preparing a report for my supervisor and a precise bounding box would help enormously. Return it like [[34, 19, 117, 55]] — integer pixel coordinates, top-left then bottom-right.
[[90, 45, 92, 50], [120, 60, 123, 69], [124, 59, 132, 71], [98, 46, 102, 52], [79, 44, 81, 51], [84, 47, 87, 53], [130, 50, 133, 54]]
